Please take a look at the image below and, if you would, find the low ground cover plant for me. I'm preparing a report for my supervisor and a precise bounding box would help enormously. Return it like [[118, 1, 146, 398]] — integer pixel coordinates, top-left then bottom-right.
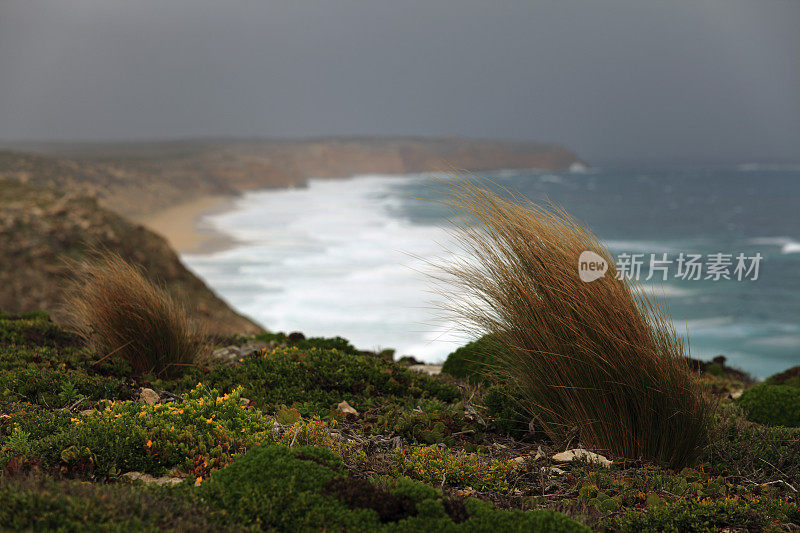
[[736, 383, 800, 427], [1, 308, 798, 530], [440, 335, 503, 385], [162, 344, 459, 417], [200, 444, 589, 532], [0, 474, 217, 532], [1, 384, 274, 480]]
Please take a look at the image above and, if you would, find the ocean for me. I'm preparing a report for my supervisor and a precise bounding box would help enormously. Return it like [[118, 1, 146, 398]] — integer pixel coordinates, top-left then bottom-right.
[[182, 165, 800, 379]]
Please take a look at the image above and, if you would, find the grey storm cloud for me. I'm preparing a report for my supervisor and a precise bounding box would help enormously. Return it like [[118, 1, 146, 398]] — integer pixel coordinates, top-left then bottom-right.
[[0, 0, 798, 163]]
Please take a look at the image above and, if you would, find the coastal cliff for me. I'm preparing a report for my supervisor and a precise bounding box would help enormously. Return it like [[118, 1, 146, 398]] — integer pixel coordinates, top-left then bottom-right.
[[0, 180, 262, 335], [0, 137, 581, 218]]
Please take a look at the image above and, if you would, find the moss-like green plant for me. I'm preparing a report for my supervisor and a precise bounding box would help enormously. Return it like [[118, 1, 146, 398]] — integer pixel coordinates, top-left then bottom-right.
[[613, 497, 797, 533], [441, 335, 503, 384], [736, 383, 800, 427], [201, 444, 589, 532], [0, 475, 215, 532]]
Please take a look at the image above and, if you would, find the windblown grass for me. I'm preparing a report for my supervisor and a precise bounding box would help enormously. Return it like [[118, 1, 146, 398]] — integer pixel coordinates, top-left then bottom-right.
[[431, 178, 713, 468], [65, 251, 205, 378]]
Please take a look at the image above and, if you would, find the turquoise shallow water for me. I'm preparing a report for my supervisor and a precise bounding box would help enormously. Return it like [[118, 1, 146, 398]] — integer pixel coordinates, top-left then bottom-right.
[[184, 165, 800, 378]]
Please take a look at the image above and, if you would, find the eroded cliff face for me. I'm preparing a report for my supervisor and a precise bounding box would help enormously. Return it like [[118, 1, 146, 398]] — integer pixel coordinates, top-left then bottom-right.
[[0, 137, 581, 218], [0, 180, 262, 335]]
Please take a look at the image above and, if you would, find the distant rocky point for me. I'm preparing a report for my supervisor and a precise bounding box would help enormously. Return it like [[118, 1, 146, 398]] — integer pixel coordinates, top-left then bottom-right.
[[0, 137, 582, 218]]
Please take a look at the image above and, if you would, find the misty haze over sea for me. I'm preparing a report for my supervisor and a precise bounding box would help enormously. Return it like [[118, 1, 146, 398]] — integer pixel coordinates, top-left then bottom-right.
[[183, 164, 800, 379]]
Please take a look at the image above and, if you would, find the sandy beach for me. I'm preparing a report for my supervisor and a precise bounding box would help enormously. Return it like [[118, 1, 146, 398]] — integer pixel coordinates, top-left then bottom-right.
[[134, 194, 239, 255]]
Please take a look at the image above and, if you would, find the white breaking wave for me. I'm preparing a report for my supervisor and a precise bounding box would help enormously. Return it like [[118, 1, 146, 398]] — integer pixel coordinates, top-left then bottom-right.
[[747, 236, 800, 254], [183, 175, 465, 363], [634, 283, 693, 299], [736, 163, 800, 172], [569, 162, 589, 173], [604, 239, 686, 254]]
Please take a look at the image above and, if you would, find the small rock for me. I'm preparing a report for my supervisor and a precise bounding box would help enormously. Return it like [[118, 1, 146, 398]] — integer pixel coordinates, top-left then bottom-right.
[[337, 400, 359, 417], [212, 345, 241, 364], [407, 364, 442, 376], [511, 456, 526, 466], [79, 409, 94, 416], [122, 471, 183, 486], [540, 466, 567, 476], [239, 340, 268, 356], [139, 388, 160, 405], [212, 340, 268, 364], [552, 448, 612, 468]]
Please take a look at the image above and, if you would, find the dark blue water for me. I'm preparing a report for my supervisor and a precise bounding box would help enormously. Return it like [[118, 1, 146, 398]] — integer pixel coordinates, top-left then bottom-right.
[[387, 165, 800, 378]]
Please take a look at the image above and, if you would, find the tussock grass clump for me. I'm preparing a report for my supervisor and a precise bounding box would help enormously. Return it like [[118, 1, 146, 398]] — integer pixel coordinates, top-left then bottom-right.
[[432, 179, 712, 468], [66, 252, 205, 378]]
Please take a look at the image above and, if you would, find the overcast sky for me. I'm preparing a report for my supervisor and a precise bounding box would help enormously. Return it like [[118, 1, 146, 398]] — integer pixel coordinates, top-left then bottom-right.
[[1, 0, 798, 163]]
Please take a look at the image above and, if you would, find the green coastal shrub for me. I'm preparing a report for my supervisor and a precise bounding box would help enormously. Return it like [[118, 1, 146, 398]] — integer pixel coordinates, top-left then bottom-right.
[[0, 364, 133, 409], [0, 312, 81, 348], [0, 475, 216, 532], [255, 331, 360, 354], [390, 444, 517, 492], [441, 335, 503, 384], [613, 497, 797, 533], [201, 444, 589, 532], [200, 445, 373, 530], [736, 384, 800, 427], [1, 385, 274, 479], [0, 316, 135, 409], [484, 385, 529, 437], [704, 405, 800, 484], [766, 366, 800, 388], [165, 345, 459, 417], [366, 399, 484, 446]]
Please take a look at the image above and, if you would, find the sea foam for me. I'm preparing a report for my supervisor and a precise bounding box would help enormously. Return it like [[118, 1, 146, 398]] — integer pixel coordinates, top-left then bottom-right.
[[183, 175, 466, 362]]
